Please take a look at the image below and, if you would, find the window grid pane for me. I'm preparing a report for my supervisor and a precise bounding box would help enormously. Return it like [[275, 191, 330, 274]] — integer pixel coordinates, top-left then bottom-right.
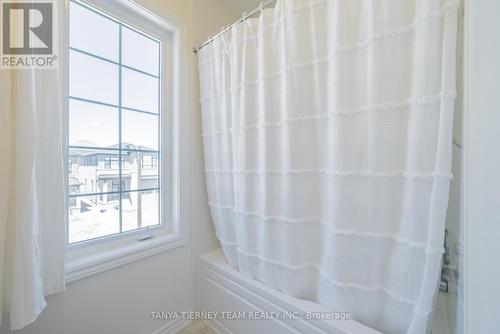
[[70, 1, 119, 62], [121, 67, 159, 113], [118, 23, 123, 234], [68, 0, 161, 244], [69, 49, 119, 105], [68, 194, 120, 244], [122, 189, 160, 232], [122, 26, 160, 76], [69, 187, 160, 198]]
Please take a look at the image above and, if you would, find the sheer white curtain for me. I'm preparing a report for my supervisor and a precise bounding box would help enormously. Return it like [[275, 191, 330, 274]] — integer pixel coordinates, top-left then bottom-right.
[[0, 4, 67, 330], [198, 0, 458, 333]]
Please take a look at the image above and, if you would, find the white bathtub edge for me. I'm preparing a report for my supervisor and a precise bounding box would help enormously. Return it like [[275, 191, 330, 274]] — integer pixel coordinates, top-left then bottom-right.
[[200, 249, 382, 334]]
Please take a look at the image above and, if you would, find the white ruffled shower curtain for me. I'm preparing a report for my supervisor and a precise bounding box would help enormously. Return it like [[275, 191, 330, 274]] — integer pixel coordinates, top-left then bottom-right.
[[198, 0, 458, 333]]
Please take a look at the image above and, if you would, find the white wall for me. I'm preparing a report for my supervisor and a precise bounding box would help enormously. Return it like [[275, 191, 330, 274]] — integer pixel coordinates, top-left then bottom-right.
[[220, 0, 261, 17], [1, 249, 192, 334], [463, 0, 500, 333], [190, 0, 240, 312], [0, 1, 239, 333], [432, 7, 465, 334]]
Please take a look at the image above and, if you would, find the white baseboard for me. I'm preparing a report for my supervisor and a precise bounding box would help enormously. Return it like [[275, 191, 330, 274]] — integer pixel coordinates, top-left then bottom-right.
[[188, 320, 217, 333], [206, 319, 231, 334], [151, 318, 191, 334]]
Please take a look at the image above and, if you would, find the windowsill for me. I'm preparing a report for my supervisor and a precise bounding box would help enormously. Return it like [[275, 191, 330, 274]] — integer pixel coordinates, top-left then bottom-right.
[[65, 233, 187, 283]]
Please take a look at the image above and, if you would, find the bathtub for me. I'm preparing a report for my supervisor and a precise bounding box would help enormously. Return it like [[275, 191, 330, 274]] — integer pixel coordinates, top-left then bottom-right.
[[200, 250, 382, 334]]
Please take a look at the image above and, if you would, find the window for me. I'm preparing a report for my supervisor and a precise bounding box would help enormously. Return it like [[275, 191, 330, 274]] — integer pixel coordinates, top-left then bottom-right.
[[68, 0, 161, 244], [141, 154, 158, 169], [65, 0, 183, 283]]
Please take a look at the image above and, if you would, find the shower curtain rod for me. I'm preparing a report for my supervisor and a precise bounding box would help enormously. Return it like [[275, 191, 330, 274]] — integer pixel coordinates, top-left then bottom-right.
[[192, 0, 277, 54]]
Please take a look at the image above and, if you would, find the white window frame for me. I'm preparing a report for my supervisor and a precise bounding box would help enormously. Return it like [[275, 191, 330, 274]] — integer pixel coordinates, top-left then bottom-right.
[[64, 0, 185, 282]]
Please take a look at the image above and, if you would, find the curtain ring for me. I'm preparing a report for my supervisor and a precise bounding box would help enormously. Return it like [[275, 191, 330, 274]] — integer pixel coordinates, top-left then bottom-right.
[[259, 1, 264, 13], [242, 11, 247, 20]]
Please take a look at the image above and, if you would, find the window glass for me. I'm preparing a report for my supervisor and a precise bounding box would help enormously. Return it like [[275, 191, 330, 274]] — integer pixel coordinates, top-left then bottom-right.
[[121, 151, 159, 191], [68, 1, 161, 244], [69, 99, 119, 148], [122, 68, 159, 113], [122, 110, 159, 150], [122, 190, 160, 232], [69, 194, 120, 243], [122, 26, 160, 76], [69, 50, 119, 105], [70, 1, 119, 61]]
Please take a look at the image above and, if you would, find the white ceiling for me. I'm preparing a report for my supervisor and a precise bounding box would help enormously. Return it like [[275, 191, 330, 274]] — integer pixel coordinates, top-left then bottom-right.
[[222, 0, 266, 16]]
